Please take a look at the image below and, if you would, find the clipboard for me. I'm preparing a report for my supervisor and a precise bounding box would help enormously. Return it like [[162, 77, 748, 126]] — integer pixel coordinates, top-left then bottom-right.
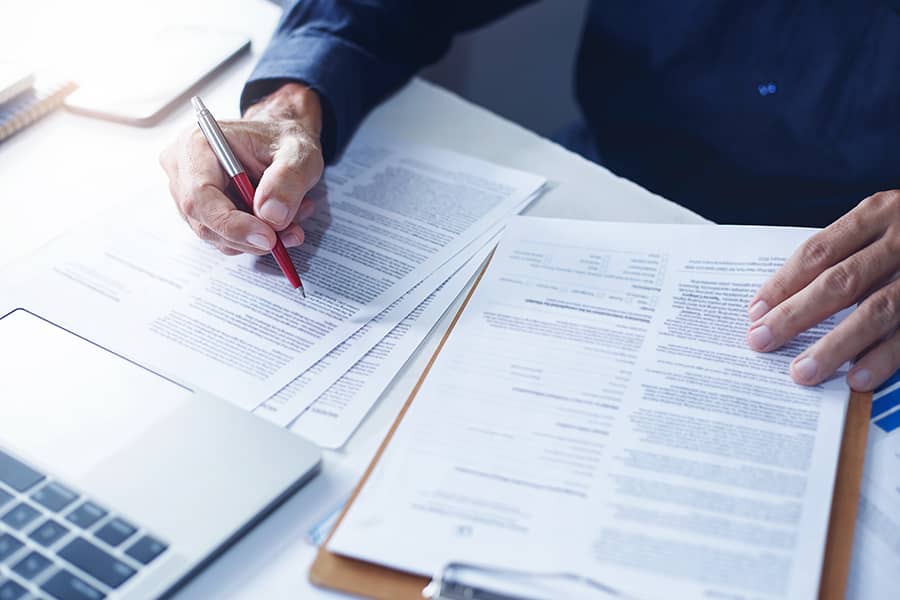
[[310, 257, 873, 600]]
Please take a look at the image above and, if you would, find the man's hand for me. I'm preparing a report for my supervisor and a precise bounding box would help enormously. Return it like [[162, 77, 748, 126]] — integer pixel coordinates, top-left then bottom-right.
[[160, 83, 323, 256], [747, 191, 900, 391]]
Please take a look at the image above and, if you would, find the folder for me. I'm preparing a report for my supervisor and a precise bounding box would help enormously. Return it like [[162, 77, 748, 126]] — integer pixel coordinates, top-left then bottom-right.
[[310, 257, 873, 600]]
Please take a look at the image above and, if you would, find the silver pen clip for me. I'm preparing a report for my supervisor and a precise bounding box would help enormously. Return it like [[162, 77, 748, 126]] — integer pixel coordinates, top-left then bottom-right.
[[191, 96, 243, 178]]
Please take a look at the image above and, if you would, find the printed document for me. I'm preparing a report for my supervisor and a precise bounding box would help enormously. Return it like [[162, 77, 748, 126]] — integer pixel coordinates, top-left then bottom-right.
[[254, 232, 493, 431], [286, 243, 490, 447], [4, 133, 543, 411], [846, 428, 900, 599], [123, 132, 542, 406], [329, 217, 852, 600]]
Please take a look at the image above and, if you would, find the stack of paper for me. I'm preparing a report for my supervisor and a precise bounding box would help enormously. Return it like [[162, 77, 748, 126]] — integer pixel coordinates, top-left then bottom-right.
[[328, 218, 853, 599], [845, 390, 900, 599], [2, 131, 546, 450]]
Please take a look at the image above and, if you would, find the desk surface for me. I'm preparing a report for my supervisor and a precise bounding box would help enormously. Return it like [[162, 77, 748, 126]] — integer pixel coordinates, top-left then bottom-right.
[[0, 2, 704, 598]]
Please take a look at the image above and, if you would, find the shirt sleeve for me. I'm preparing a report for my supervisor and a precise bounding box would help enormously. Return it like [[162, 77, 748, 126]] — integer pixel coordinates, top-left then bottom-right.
[[240, 0, 533, 163]]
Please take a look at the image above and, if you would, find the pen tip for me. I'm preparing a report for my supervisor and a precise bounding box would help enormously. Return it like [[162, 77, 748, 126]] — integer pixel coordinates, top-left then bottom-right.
[[298, 283, 306, 298]]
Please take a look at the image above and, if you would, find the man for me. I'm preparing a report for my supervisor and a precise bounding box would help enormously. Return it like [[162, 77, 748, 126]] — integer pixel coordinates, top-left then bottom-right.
[[160, 1, 900, 394]]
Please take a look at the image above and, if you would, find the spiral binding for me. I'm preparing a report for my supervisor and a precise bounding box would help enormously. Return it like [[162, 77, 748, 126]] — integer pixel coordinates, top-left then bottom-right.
[[0, 80, 77, 142]]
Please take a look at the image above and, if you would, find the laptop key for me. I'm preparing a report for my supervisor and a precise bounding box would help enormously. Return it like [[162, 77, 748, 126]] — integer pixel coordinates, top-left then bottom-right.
[[1, 503, 41, 530], [64, 503, 106, 530], [94, 518, 135, 548], [58, 538, 135, 589], [124, 534, 167, 565], [0, 449, 45, 492], [11, 550, 52, 580], [41, 570, 106, 600], [32, 483, 78, 513], [0, 579, 27, 600], [0, 533, 24, 562], [30, 519, 70, 548], [0, 488, 12, 509]]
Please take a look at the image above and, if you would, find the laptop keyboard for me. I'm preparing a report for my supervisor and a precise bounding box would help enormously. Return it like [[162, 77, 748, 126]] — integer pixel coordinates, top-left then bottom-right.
[[0, 448, 168, 599]]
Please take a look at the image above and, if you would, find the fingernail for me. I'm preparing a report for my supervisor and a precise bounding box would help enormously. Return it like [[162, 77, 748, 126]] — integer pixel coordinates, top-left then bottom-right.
[[748, 324, 773, 351], [259, 198, 289, 225], [246, 233, 272, 250], [281, 232, 302, 247], [748, 300, 769, 322], [849, 368, 873, 391], [792, 356, 818, 383]]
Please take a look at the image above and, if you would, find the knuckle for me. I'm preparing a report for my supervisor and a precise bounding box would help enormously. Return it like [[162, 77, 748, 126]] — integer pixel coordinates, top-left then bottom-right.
[[798, 238, 831, 269], [178, 194, 197, 217], [765, 273, 791, 301], [206, 210, 233, 237], [207, 210, 247, 242], [885, 231, 900, 256], [822, 264, 860, 298], [837, 211, 862, 238], [864, 292, 898, 324], [180, 192, 198, 217], [862, 191, 900, 213], [772, 300, 799, 327]]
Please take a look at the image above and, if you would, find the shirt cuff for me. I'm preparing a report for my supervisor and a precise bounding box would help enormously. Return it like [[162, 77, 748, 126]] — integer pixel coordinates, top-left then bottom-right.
[[240, 29, 411, 163]]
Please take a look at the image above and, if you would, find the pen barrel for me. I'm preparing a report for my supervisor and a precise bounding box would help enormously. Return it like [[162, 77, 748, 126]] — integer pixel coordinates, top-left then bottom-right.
[[232, 172, 302, 290], [230, 171, 256, 212], [196, 110, 242, 178], [271, 243, 302, 289]]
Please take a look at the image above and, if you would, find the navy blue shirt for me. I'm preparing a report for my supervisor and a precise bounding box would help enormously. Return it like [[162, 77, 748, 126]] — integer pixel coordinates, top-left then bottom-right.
[[241, 1, 900, 226]]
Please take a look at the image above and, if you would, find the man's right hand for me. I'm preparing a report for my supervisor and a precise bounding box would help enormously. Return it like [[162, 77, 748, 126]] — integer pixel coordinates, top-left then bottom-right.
[[160, 83, 324, 256]]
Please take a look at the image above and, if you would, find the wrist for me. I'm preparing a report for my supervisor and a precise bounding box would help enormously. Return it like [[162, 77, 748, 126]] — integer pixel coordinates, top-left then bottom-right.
[[244, 82, 322, 137]]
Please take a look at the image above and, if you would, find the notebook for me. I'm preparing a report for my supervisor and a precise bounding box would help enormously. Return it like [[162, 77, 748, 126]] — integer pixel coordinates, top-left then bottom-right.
[[0, 80, 76, 143], [0, 64, 34, 105]]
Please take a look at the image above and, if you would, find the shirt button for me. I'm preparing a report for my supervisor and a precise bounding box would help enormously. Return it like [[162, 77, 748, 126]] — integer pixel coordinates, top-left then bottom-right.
[[758, 81, 777, 96]]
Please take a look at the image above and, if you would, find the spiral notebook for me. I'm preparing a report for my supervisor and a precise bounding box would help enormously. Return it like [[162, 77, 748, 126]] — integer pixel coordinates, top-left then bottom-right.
[[0, 80, 76, 142]]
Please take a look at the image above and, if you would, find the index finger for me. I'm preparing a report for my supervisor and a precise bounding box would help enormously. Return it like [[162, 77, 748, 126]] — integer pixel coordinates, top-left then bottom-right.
[[748, 197, 881, 320], [174, 129, 277, 252], [181, 181, 276, 252]]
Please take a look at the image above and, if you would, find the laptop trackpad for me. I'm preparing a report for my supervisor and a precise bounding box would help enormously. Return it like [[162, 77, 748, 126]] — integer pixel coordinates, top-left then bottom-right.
[[0, 309, 190, 482]]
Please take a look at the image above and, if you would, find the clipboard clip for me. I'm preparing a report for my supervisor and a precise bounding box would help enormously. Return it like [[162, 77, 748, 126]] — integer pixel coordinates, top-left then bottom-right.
[[422, 562, 643, 600]]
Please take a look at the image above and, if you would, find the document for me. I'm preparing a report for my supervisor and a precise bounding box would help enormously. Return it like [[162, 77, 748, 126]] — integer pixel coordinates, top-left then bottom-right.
[[328, 217, 851, 600], [286, 243, 489, 447], [118, 132, 543, 406], [254, 232, 493, 431], [5, 134, 544, 411], [254, 226, 502, 432], [846, 424, 900, 599]]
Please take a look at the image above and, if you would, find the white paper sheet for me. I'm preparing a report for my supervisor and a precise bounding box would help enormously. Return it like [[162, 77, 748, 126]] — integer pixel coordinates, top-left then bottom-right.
[[252, 229, 497, 431], [285, 241, 490, 448], [329, 217, 851, 600], [846, 427, 900, 599]]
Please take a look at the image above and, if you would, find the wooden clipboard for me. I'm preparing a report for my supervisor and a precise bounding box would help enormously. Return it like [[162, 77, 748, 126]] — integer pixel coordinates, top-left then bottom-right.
[[310, 258, 873, 600]]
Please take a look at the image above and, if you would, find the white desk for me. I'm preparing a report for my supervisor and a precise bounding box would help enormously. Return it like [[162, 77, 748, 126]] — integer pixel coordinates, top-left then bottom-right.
[[1, 1, 704, 597]]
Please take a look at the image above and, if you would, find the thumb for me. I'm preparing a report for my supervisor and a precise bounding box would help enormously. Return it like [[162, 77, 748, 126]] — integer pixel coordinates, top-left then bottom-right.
[[253, 135, 323, 231]]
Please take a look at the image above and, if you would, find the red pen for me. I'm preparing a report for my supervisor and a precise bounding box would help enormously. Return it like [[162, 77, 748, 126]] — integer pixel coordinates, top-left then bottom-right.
[[191, 96, 306, 296]]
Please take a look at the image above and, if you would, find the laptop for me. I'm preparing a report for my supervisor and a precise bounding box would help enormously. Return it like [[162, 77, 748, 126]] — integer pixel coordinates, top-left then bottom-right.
[[0, 308, 321, 599]]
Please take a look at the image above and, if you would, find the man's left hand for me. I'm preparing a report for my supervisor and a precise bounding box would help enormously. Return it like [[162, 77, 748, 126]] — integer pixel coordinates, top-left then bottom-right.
[[747, 191, 900, 391]]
